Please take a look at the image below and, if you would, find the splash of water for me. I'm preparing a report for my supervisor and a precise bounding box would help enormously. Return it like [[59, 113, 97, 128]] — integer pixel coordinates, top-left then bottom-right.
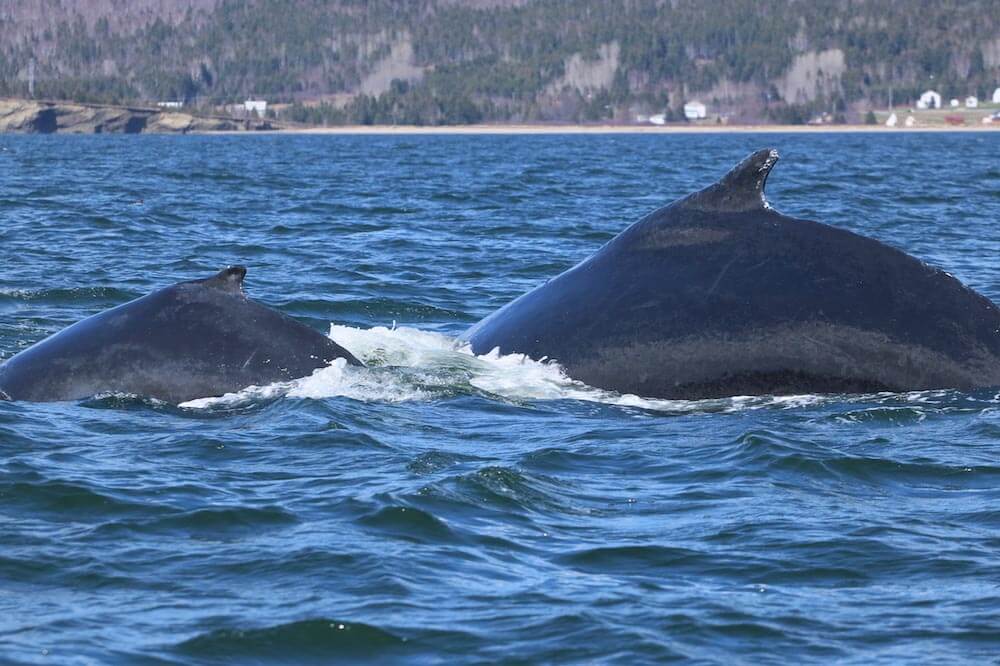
[[181, 324, 842, 413]]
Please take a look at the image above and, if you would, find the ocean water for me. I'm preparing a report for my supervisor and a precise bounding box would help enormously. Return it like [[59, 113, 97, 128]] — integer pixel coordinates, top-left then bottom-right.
[[1, 132, 999, 664]]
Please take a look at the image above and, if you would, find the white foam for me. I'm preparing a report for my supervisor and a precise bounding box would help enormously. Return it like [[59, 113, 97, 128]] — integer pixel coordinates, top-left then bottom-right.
[[181, 324, 842, 413]]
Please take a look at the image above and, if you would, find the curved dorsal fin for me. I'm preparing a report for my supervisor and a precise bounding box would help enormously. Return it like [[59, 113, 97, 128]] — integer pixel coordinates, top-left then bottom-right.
[[201, 265, 247, 293], [681, 148, 779, 213]]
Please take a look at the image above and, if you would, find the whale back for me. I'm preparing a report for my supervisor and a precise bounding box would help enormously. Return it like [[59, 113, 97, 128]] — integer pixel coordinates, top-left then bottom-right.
[[0, 267, 362, 403], [463, 150, 1000, 398]]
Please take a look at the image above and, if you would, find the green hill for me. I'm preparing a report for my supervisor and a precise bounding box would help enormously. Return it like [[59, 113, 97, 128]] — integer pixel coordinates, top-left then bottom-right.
[[2, 0, 997, 124]]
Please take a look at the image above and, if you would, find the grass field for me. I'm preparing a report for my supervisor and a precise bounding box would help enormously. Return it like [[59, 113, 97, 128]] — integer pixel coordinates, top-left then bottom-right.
[[874, 103, 999, 127]]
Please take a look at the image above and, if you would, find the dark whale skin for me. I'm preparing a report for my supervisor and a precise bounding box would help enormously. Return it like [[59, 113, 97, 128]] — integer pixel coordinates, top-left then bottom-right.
[[0, 266, 362, 403], [462, 149, 1000, 399]]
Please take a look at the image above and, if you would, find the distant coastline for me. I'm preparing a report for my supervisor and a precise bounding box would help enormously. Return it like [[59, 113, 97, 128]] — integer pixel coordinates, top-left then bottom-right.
[[0, 98, 278, 134], [2, 98, 997, 135], [261, 123, 999, 135]]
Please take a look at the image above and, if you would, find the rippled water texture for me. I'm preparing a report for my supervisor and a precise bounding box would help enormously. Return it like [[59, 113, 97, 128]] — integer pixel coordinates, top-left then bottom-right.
[[1, 133, 999, 664]]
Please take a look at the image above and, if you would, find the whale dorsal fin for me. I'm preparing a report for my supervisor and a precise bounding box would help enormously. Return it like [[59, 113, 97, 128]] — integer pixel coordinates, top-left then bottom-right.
[[201, 265, 247, 293], [681, 148, 779, 213]]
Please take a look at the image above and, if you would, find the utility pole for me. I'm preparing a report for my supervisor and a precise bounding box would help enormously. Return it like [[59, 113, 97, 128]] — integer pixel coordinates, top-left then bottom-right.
[[28, 58, 35, 98]]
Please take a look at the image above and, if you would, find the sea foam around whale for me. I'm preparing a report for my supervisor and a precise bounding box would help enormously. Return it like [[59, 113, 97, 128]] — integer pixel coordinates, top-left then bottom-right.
[[180, 323, 882, 413]]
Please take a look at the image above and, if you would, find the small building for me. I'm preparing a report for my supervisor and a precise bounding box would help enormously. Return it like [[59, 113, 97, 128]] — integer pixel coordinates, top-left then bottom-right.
[[885, 112, 898, 127], [648, 113, 666, 126], [904, 114, 916, 127], [916, 90, 941, 109], [157, 101, 183, 109], [683, 101, 707, 120], [949, 98, 960, 108], [965, 96, 978, 108], [244, 99, 268, 117], [993, 87, 1000, 104]]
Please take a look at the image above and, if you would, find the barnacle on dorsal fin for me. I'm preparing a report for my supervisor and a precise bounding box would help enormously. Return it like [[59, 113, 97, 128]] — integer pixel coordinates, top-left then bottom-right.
[[200, 265, 247, 293], [681, 148, 779, 213]]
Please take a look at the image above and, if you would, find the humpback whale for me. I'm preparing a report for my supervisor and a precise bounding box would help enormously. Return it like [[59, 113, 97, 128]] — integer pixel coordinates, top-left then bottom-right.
[[0, 266, 362, 403], [462, 149, 1000, 399]]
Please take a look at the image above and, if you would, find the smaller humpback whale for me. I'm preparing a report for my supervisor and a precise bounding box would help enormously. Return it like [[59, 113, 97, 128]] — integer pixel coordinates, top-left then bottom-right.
[[0, 266, 362, 403], [461, 149, 1000, 399]]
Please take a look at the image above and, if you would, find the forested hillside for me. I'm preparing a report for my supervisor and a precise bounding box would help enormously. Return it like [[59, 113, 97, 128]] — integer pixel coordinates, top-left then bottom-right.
[[1, 0, 997, 124]]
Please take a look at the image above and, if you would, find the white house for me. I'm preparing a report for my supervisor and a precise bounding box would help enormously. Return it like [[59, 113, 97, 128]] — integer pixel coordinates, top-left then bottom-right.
[[949, 98, 960, 108], [683, 101, 707, 120], [992, 87, 1000, 104], [244, 99, 268, 117], [648, 113, 666, 125], [916, 90, 941, 109], [156, 101, 183, 109], [885, 112, 898, 127], [965, 96, 978, 108]]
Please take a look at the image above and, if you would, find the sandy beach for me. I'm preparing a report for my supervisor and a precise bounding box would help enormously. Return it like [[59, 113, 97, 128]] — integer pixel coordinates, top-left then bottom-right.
[[251, 122, 1000, 135]]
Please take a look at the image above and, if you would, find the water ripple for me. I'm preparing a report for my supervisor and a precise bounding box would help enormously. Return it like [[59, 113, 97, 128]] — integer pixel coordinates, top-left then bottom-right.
[[1, 134, 999, 663]]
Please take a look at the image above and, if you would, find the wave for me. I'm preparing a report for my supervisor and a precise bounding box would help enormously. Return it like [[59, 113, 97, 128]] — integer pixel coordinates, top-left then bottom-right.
[[175, 618, 408, 661], [97, 505, 299, 538], [0, 286, 138, 305]]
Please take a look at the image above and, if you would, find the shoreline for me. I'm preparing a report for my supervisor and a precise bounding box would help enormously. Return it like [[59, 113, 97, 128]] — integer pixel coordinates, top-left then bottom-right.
[[246, 123, 999, 135], [3, 97, 996, 135]]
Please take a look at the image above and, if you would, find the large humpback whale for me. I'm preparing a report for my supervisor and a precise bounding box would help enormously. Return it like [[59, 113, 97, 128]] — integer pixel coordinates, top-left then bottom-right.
[[0, 266, 362, 403], [462, 149, 1000, 399]]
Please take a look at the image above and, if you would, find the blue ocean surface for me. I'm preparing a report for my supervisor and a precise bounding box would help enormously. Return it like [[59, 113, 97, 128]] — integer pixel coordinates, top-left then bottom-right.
[[0, 132, 999, 664]]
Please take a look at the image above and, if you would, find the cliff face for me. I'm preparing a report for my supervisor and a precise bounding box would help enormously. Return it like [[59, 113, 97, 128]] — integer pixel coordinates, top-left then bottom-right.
[[0, 99, 276, 133]]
